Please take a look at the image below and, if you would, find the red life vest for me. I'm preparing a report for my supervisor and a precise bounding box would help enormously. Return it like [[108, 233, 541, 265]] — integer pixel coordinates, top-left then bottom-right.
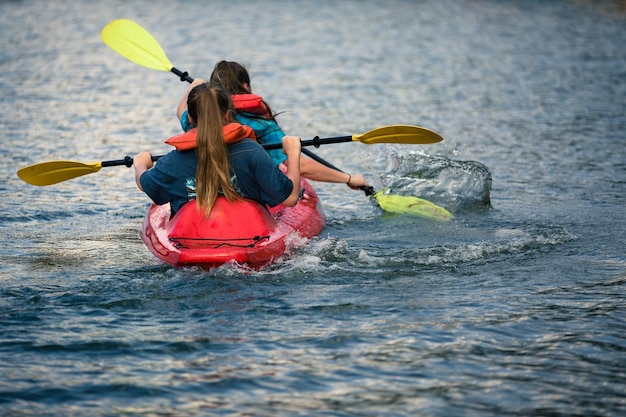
[[231, 94, 271, 118], [165, 123, 256, 151]]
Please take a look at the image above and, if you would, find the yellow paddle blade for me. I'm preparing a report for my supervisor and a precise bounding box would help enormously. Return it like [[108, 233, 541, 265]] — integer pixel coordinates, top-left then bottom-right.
[[354, 124, 443, 145], [372, 191, 453, 221], [17, 161, 103, 186], [101, 19, 173, 72]]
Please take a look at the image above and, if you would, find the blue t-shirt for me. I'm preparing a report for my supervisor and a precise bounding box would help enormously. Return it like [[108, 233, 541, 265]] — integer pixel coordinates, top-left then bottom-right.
[[140, 139, 293, 215], [180, 110, 287, 166]]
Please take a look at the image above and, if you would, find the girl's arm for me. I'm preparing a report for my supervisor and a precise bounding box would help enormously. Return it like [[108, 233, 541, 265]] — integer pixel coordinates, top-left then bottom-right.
[[133, 151, 154, 191], [289, 157, 370, 190], [280, 136, 302, 206], [176, 78, 207, 121]]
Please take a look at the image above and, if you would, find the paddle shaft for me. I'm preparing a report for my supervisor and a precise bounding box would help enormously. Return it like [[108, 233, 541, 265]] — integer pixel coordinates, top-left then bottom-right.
[[172, 67, 194, 83], [101, 148, 377, 198], [300, 148, 375, 196], [102, 155, 162, 168], [97, 136, 359, 169], [264, 136, 356, 150]]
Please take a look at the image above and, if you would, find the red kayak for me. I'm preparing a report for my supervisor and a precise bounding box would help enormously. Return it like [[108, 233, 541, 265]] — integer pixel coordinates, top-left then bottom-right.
[[140, 178, 325, 269]]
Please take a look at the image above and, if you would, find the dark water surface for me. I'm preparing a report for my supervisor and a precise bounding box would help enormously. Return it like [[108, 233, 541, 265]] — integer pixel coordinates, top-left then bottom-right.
[[1, 0, 625, 416]]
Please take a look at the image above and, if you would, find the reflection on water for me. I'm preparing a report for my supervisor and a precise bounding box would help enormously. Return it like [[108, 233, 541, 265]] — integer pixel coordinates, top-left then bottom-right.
[[1, 0, 625, 416]]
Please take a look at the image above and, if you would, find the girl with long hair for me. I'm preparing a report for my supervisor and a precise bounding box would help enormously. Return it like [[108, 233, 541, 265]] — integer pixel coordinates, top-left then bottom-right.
[[134, 84, 302, 217], [176, 61, 369, 191]]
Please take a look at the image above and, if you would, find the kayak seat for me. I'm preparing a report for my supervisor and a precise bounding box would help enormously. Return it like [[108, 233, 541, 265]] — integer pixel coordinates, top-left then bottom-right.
[[165, 198, 278, 248]]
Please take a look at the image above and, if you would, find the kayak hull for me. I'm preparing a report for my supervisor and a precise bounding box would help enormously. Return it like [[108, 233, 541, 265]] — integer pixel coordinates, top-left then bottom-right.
[[140, 178, 324, 269]]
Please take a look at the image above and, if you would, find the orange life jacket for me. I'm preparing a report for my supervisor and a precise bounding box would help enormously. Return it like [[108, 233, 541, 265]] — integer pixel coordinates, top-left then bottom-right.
[[165, 123, 257, 151], [231, 94, 271, 118]]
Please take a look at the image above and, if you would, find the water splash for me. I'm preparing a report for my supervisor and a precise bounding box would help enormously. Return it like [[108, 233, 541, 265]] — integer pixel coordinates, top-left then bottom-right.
[[376, 149, 492, 212]]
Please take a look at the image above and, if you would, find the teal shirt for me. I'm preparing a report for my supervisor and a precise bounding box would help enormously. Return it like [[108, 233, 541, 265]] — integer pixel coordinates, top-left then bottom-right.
[[234, 113, 287, 165]]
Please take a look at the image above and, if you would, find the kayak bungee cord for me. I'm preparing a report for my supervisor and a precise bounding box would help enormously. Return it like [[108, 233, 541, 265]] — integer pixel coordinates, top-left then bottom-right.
[[169, 234, 271, 249]]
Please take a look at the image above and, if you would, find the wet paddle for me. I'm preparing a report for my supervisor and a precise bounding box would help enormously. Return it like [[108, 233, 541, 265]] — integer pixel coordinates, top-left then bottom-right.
[[17, 125, 442, 187], [300, 148, 452, 220], [101, 18, 193, 82]]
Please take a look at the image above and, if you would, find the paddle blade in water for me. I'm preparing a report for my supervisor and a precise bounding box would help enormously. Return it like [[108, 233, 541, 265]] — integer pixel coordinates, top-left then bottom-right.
[[17, 161, 103, 186], [101, 19, 173, 72], [372, 191, 453, 221], [354, 125, 443, 145]]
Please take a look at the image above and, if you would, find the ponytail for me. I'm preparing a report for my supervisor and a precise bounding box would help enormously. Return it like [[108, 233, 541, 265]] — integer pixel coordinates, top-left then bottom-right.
[[188, 83, 241, 217]]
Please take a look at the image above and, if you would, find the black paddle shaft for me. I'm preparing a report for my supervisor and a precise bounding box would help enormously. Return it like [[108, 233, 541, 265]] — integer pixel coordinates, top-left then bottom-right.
[[171, 67, 194, 83], [102, 155, 162, 168], [106, 136, 355, 169], [262, 135, 354, 150], [301, 147, 375, 196]]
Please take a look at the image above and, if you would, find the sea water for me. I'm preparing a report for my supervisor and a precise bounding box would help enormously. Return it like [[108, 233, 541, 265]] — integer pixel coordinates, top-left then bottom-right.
[[1, 1, 625, 416]]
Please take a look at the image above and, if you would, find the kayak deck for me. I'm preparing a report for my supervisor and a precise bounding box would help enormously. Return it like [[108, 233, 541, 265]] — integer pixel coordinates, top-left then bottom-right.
[[141, 178, 324, 269]]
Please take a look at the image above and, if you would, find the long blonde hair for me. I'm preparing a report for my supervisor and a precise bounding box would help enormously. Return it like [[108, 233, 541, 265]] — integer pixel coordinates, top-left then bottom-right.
[[187, 83, 241, 216]]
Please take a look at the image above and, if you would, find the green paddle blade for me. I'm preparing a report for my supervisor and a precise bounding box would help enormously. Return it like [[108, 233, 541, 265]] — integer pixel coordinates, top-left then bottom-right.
[[354, 124, 443, 145], [372, 191, 453, 221], [17, 161, 103, 186], [101, 19, 173, 72]]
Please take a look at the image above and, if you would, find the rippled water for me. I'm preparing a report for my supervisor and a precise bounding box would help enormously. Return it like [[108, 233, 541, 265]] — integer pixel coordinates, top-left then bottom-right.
[[1, 0, 625, 416]]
